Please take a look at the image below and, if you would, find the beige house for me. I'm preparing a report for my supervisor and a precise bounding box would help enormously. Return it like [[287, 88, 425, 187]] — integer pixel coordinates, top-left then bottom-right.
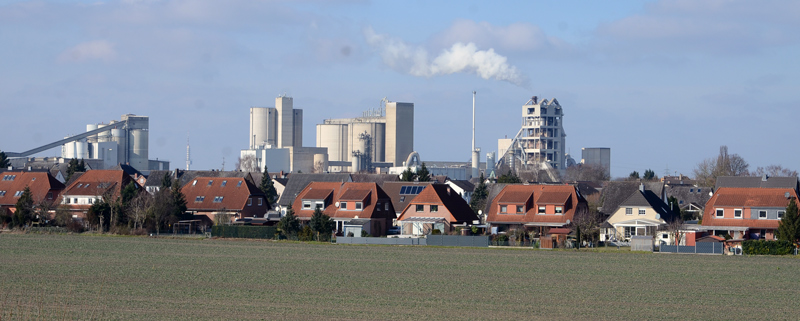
[[602, 185, 675, 242]]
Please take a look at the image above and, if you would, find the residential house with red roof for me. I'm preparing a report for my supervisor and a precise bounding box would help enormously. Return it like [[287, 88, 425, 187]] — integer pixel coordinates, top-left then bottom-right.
[[486, 184, 587, 236], [60, 170, 140, 218], [0, 171, 65, 221], [182, 177, 269, 225], [396, 184, 479, 235], [701, 187, 798, 243], [292, 182, 395, 236]]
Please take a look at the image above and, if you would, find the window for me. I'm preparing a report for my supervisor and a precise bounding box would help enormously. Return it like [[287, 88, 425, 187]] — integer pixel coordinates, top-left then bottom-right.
[[14, 191, 23, 197], [662, 233, 669, 239], [385, 203, 389, 211], [340, 202, 347, 210], [716, 209, 724, 217], [207, 180, 213, 186], [734, 209, 742, 218], [192, 180, 197, 186], [624, 226, 636, 238], [88, 198, 94, 204], [416, 204, 424, 212], [65, 198, 71, 204], [355, 202, 363, 210], [399, 196, 406, 202], [303, 201, 311, 209], [538, 206, 546, 214], [625, 208, 633, 215], [195, 196, 205, 202], [213, 196, 223, 203], [258, 198, 263, 206], [516, 205, 524, 214], [0, 191, 5, 196], [638, 209, 646, 215], [689, 188, 694, 193], [73, 198, 78, 204], [759, 210, 767, 218], [778, 210, 785, 219], [77, 184, 83, 188], [430, 205, 438, 212], [47, 192, 53, 200], [500, 205, 507, 213], [237, 181, 242, 187], [316, 202, 324, 209], [248, 198, 252, 206], [221, 180, 227, 187], [555, 206, 563, 214], [697, 189, 702, 193]]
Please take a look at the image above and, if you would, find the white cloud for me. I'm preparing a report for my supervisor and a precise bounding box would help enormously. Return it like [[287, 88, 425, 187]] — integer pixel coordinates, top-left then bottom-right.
[[432, 20, 570, 54], [58, 40, 118, 63], [364, 27, 528, 87]]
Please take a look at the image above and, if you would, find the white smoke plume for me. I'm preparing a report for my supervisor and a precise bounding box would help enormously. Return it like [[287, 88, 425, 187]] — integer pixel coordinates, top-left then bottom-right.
[[364, 27, 528, 87]]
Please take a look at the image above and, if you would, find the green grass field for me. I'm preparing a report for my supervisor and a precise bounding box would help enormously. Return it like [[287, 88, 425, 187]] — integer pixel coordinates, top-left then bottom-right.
[[1, 234, 798, 320]]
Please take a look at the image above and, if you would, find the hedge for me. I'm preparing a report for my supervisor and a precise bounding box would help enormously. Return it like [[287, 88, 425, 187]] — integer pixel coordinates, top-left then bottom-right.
[[212, 225, 276, 239], [742, 240, 794, 255]]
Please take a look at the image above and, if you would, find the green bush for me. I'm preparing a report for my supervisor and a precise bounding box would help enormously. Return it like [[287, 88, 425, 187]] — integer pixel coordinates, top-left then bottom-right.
[[298, 225, 314, 241], [742, 240, 794, 255], [361, 230, 370, 237], [431, 229, 442, 235]]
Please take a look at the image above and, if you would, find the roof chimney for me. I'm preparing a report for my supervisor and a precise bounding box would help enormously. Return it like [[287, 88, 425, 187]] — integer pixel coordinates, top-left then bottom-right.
[[762, 174, 769, 181], [639, 183, 645, 192]]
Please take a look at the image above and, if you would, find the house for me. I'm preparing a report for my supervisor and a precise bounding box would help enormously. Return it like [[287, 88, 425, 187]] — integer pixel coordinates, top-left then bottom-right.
[[715, 175, 799, 191], [380, 181, 434, 224], [602, 185, 676, 243], [277, 173, 352, 209], [59, 170, 141, 218], [291, 182, 395, 236], [181, 177, 269, 225], [396, 184, 479, 235], [0, 171, 65, 221], [664, 185, 711, 219], [444, 179, 475, 203], [701, 187, 798, 243], [485, 184, 588, 236], [597, 181, 665, 217]]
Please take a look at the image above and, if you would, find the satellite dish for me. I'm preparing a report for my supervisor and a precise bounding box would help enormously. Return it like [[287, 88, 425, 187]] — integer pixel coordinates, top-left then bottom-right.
[[655, 214, 661, 220], [335, 202, 340, 208], [566, 219, 570, 224], [478, 210, 483, 215]]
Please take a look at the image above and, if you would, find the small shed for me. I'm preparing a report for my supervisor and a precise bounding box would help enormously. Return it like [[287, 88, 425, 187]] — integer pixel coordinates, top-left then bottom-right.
[[631, 235, 654, 252], [540, 228, 571, 249], [343, 219, 371, 237]]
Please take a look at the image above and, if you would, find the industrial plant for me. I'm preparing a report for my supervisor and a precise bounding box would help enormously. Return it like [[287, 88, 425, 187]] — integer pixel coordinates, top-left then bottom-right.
[[316, 98, 414, 173], [4, 114, 168, 173], [497, 96, 566, 179]]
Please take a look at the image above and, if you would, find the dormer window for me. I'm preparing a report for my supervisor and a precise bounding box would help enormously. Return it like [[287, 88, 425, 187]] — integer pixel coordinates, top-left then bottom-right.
[[303, 201, 311, 209], [516, 205, 524, 214], [538, 206, 546, 214], [340, 201, 348, 210], [500, 205, 507, 213], [555, 206, 563, 214], [355, 202, 363, 210]]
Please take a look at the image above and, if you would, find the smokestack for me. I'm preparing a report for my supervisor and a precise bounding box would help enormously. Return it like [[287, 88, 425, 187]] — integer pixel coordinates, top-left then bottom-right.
[[471, 91, 479, 179]]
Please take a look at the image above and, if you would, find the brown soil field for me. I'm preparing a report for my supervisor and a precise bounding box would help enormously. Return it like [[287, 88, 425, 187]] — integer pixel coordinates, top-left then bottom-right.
[[1, 233, 798, 320]]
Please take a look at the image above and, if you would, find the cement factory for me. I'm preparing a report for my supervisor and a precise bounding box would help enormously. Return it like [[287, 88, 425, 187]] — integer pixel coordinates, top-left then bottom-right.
[[4, 114, 168, 173]]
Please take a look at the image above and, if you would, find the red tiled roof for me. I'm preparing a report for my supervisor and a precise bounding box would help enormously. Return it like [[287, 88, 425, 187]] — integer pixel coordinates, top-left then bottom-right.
[[702, 187, 798, 229], [339, 189, 371, 201], [182, 177, 266, 212], [292, 182, 395, 221], [0, 171, 65, 207], [536, 191, 572, 204], [61, 170, 136, 199], [498, 191, 531, 203], [487, 184, 586, 226], [397, 184, 479, 223], [305, 188, 334, 200]]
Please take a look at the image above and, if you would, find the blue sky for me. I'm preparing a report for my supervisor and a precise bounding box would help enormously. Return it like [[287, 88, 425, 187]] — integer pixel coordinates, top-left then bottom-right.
[[1, 0, 799, 178]]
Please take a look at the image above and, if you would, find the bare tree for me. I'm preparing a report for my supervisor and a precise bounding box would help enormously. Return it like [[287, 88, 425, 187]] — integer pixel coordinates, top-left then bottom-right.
[[127, 192, 151, 230], [564, 163, 609, 182], [214, 208, 233, 226], [666, 217, 685, 245], [313, 160, 326, 173], [693, 145, 749, 187], [571, 205, 601, 248], [236, 155, 260, 172], [752, 165, 798, 178]]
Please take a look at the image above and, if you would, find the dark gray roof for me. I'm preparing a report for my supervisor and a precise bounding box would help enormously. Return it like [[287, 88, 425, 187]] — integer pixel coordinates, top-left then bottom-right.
[[350, 173, 400, 185], [277, 173, 352, 207], [447, 179, 475, 192], [715, 176, 799, 191], [482, 183, 510, 214], [618, 189, 675, 221], [598, 181, 664, 215], [665, 185, 711, 211]]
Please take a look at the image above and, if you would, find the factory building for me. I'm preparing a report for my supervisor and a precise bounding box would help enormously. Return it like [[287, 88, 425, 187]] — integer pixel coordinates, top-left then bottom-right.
[[60, 114, 168, 173], [581, 147, 611, 176], [497, 96, 566, 177], [241, 96, 328, 173], [316, 100, 414, 173]]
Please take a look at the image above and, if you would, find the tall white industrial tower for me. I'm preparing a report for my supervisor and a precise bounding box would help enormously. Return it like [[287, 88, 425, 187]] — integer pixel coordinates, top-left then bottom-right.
[[471, 91, 480, 179]]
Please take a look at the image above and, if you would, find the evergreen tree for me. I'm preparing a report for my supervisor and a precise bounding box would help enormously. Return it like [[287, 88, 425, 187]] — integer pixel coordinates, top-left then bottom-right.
[[12, 187, 34, 228], [417, 163, 431, 182], [643, 169, 656, 181], [260, 165, 278, 205], [470, 174, 488, 214], [666, 196, 681, 219], [497, 170, 521, 184], [87, 198, 111, 231], [0, 151, 9, 168], [400, 167, 416, 181], [777, 200, 800, 244], [277, 205, 300, 239], [629, 171, 640, 180], [309, 207, 335, 241], [77, 159, 86, 172], [169, 178, 188, 220]]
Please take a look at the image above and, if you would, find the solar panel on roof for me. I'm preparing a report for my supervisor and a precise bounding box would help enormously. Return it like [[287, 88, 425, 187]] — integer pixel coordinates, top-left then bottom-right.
[[400, 186, 408, 194], [414, 186, 422, 194]]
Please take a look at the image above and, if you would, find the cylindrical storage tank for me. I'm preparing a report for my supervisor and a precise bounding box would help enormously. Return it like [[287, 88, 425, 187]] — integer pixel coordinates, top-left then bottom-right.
[[486, 152, 496, 174], [97, 124, 110, 142], [62, 139, 75, 158], [129, 128, 149, 170], [316, 124, 348, 162], [250, 107, 270, 149], [313, 153, 328, 173], [75, 140, 88, 160], [351, 154, 361, 173], [111, 129, 126, 163], [350, 122, 379, 159], [86, 124, 98, 143]]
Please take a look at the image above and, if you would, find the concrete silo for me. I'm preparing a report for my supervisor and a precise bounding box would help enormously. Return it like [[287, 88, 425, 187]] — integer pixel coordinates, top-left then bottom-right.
[[317, 123, 348, 162], [250, 107, 272, 149], [122, 114, 149, 170], [111, 128, 126, 164]]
